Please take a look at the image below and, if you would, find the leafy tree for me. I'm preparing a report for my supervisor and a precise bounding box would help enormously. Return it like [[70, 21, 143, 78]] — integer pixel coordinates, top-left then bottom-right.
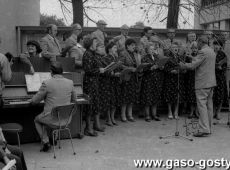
[[40, 13, 66, 26]]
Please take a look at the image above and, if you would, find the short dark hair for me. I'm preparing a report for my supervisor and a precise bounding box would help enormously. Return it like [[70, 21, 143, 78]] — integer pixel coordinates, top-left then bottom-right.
[[125, 38, 136, 49], [50, 61, 63, 74], [105, 41, 116, 54], [83, 34, 97, 50], [5, 52, 14, 62]]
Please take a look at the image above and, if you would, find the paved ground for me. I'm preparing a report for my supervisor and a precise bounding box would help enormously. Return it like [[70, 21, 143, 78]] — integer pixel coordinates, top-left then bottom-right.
[[22, 112, 230, 170]]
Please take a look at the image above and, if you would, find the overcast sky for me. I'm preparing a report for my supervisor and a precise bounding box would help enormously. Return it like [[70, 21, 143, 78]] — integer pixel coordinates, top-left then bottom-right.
[[40, 0, 194, 28]]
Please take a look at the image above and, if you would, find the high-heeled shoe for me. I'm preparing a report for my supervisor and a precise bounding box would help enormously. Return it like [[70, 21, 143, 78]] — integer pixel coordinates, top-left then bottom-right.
[[127, 117, 135, 122], [145, 116, 151, 122], [111, 120, 118, 126], [152, 115, 161, 121], [94, 126, 106, 132], [84, 130, 98, 137], [168, 115, 173, 119], [105, 121, 113, 126], [121, 117, 127, 122]]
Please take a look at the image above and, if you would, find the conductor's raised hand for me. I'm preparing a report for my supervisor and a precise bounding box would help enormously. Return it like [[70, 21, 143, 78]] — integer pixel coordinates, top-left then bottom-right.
[[150, 65, 158, 70], [99, 68, 105, 73], [171, 70, 178, 74]]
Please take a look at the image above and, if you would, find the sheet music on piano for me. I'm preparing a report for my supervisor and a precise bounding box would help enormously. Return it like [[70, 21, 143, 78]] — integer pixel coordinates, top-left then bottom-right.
[[25, 72, 51, 92]]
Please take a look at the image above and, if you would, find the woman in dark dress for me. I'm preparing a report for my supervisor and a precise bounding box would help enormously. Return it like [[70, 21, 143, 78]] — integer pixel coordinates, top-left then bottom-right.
[[186, 41, 198, 118], [140, 42, 163, 122], [82, 35, 105, 137], [94, 44, 109, 132], [120, 38, 141, 122], [104, 42, 121, 126], [163, 42, 186, 119], [213, 40, 228, 120]]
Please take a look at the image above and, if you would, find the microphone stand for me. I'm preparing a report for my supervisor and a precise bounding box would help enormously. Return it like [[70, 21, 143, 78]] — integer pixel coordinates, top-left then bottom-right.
[[158, 39, 193, 141]]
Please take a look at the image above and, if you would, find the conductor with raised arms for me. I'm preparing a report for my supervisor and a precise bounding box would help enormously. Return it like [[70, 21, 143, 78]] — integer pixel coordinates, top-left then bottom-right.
[[179, 36, 216, 137]]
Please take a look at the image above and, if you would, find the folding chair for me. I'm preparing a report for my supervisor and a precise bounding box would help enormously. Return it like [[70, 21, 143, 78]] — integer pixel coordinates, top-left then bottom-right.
[[42, 103, 77, 159]]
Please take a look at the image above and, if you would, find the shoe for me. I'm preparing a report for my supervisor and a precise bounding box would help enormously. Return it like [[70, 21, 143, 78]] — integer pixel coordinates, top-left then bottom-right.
[[193, 132, 210, 137], [84, 130, 98, 137], [145, 117, 151, 122], [112, 121, 118, 126], [174, 116, 179, 120], [168, 115, 173, 119], [40, 142, 51, 152], [121, 118, 127, 122], [105, 121, 113, 126], [152, 116, 161, 121], [94, 126, 105, 132], [127, 117, 135, 122]]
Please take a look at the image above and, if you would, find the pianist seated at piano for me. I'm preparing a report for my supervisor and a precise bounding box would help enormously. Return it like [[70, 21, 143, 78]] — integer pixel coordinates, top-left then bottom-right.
[[29, 61, 76, 152], [0, 127, 27, 170], [19, 40, 42, 74]]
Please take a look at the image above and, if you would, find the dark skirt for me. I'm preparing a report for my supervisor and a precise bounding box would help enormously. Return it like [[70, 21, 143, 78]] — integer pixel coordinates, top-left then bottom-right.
[[98, 75, 111, 114], [185, 70, 196, 104], [140, 70, 164, 105], [163, 72, 186, 104], [121, 73, 139, 105], [110, 76, 122, 107], [83, 75, 99, 116], [213, 69, 228, 106]]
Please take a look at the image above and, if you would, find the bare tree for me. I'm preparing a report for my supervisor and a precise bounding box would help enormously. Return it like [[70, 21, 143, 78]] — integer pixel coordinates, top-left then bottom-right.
[[57, 0, 230, 29]]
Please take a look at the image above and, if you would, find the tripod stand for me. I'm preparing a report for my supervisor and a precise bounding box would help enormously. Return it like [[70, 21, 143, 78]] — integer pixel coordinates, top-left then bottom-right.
[[159, 57, 193, 142]]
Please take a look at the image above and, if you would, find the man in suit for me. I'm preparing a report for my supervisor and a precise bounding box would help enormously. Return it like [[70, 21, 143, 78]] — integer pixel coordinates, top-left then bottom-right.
[[113, 24, 130, 53], [31, 62, 76, 151], [179, 36, 216, 137], [40, 24, 62, 63], [63, 23, 85, 69], [91, 20, 107, 46]]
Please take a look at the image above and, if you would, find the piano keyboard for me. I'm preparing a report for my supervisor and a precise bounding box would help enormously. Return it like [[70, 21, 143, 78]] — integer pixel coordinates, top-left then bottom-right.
[[2, 95, 33, 108]]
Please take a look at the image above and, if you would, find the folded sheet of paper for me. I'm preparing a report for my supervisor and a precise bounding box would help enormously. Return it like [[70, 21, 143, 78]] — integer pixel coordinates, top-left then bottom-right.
[[2, 159, 16, 170]]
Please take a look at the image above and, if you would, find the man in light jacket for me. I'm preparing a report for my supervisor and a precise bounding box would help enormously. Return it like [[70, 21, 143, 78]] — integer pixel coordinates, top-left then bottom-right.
[[179, 36, 216, 137]]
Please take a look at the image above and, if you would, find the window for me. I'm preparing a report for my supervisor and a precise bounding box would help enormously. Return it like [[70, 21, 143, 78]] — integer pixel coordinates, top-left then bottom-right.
[[201, 0, 227, 7]]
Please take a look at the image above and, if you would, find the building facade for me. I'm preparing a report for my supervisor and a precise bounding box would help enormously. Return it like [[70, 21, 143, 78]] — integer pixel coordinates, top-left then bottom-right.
[[194, 0, 230, 30], [0, 0, 40, 56]]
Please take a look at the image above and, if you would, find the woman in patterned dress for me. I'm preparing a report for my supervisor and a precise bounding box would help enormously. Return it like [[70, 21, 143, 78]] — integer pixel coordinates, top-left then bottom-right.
[[213, 40, 228, 120], [104, 42, 121, 126], [186, 41, 198, 118], [94, 44, 109, 132], [82, 35, 105, 137], [140, 42, 164, 122], [163, 42, 186, 119], [120, 38, 141, 122]]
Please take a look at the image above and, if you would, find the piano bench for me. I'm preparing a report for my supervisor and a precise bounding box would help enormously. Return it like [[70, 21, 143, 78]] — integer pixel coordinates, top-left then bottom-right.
[[0, 123, 23, 148]]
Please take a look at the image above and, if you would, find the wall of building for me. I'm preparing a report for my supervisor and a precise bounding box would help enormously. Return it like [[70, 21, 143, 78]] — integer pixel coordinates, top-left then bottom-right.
[[0, 0, 40, 56], [194, 0, 230, 30]]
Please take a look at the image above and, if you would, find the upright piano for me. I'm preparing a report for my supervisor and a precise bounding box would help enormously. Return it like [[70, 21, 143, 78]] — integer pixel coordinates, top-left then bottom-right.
[[1, 57, 89, 143]]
